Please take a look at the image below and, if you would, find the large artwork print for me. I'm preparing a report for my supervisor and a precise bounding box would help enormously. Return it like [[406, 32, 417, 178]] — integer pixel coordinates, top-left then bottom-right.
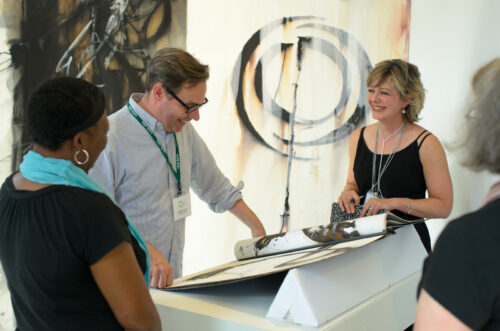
[[184, 0, 411, 274], [6, 0, 186, 169]]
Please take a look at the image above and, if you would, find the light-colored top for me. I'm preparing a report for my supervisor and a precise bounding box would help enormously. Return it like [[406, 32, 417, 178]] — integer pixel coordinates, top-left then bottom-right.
[[89, 93, 243, 278]]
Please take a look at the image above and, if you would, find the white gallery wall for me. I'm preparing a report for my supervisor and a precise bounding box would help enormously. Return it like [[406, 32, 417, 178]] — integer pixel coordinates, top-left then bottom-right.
[[0, 1, 500, 329], [409, 0, 500, 224]]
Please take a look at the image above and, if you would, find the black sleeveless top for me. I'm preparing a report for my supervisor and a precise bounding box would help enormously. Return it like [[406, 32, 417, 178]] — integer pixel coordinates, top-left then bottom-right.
[[353, 127, 433, 252]]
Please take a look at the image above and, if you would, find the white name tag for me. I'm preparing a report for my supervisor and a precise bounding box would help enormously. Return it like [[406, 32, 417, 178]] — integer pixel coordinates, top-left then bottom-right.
[[172, 193, 191, 221]]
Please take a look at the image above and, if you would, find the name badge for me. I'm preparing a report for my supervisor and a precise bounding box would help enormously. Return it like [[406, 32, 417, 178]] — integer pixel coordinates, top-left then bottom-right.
[[173, 193, 191, 221]]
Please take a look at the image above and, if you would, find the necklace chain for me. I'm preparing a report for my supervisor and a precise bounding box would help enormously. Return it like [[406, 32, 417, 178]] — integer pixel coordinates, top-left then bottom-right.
[[370, 120, 408, 197], [379, 121, 406, 142]]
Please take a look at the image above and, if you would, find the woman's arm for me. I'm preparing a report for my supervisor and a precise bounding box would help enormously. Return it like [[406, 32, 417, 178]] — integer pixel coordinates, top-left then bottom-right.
[[90, 242, 161, 331], [414, 290, 472, 331], [338, 128, 362, 214], [413, 134, 453, 218], [362, 134, 453, 218]]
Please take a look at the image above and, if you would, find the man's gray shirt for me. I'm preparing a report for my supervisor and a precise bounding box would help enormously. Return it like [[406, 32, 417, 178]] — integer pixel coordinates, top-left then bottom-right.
[[89, 94, 243, 278]]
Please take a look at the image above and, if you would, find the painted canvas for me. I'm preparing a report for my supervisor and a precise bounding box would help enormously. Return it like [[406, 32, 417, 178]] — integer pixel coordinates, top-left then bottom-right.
[[235, 213, 388, 260], [5, 0, 186, 170], [184, 0, 411, 275]]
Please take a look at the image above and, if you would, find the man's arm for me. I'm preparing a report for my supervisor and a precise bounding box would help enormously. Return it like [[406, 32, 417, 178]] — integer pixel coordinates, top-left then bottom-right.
[[229, 199, 266, 238]]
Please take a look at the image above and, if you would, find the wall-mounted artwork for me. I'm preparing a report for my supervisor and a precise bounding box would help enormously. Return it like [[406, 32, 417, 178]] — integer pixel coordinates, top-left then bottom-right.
[[184, 0, 411, 274], [6, 0, 186, 170]]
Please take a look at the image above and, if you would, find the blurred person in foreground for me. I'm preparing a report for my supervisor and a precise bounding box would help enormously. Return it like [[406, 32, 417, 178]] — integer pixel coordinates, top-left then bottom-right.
[[0, 77, 161, 330], [337, 59, 453, 253], [415, 58, 500, 330], [90, 48, 266, 287]]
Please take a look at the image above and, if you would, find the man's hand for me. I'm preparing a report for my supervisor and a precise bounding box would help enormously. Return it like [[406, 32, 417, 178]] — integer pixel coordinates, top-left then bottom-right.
[[250, 223, 266, 238], [146, 243, 174, 288]]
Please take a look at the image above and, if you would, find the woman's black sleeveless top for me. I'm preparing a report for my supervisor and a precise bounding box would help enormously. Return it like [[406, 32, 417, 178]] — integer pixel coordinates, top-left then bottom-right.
[[353, 127, 432, 253]]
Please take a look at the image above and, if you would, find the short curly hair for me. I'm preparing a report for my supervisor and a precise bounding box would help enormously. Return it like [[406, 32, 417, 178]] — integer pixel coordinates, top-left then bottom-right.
[[459, 58, 500, 173], [145, 47, 209, 92], [26, 77, 106, 151], [367, 59, 425, 123]]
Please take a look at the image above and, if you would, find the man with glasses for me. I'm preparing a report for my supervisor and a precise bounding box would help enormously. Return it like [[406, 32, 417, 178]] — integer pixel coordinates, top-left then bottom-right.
[[90, 48, 266, 288]]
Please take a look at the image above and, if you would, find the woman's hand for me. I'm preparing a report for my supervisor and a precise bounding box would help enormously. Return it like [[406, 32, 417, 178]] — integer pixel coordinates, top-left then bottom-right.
[[338, 189, 361, 214], [361, 197, 404, 217], [361, 197, 386, 217]]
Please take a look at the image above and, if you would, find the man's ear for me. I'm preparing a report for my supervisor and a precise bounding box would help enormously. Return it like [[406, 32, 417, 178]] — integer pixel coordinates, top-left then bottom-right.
[[152, 82, 166, 101]]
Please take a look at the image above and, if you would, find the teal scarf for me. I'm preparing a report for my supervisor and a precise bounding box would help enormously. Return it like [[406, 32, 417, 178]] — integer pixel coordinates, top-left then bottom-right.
[[20, 150, 150, 286]]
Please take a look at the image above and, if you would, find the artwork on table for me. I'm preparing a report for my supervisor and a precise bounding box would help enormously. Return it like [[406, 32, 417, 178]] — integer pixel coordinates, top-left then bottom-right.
[[167, 233, 385, 290], [235, 213, 388, 260], [167, 212, 423, 290]]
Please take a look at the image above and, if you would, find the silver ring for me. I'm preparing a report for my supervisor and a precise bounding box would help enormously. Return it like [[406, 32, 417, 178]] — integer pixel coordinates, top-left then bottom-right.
[[368, 207, 374, 211]]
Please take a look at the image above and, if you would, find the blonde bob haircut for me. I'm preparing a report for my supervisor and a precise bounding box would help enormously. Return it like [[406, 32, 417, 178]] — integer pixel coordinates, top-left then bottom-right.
[[366, 59, 425, 123]]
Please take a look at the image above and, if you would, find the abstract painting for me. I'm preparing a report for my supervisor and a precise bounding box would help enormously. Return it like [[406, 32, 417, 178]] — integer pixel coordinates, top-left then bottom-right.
[[5, 0, 186, 170], [185, 0, 411, 274]]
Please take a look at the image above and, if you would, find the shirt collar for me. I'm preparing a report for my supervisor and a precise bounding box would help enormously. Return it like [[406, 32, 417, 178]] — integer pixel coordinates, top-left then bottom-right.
[[129, 93, 164, 132]]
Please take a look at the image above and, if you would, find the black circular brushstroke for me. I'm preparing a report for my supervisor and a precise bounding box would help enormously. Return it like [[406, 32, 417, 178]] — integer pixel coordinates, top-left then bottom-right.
[[256, 38, 350, 126], [232, 17, 372, 156], [232, 16, 316, 156]]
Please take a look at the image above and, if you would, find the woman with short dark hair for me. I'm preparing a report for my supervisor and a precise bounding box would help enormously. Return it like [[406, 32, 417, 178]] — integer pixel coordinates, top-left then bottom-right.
[[0, 77, 161, 330]]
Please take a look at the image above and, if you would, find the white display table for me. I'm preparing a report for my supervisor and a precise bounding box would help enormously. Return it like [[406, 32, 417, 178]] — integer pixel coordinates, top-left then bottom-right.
[[151, 225, 427, 330]]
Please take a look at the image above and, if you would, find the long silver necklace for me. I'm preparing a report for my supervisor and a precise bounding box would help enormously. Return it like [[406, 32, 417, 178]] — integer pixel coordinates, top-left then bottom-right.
[[370, 120, 408, 197]]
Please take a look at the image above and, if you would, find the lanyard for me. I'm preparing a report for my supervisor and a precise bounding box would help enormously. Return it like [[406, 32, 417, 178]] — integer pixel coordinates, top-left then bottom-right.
[[127, 102, 182, 196], [370, 121, 407, 196]]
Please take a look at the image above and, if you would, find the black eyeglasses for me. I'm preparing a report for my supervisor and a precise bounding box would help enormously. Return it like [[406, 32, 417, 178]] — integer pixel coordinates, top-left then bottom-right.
[[163, 85, 209, 114]]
